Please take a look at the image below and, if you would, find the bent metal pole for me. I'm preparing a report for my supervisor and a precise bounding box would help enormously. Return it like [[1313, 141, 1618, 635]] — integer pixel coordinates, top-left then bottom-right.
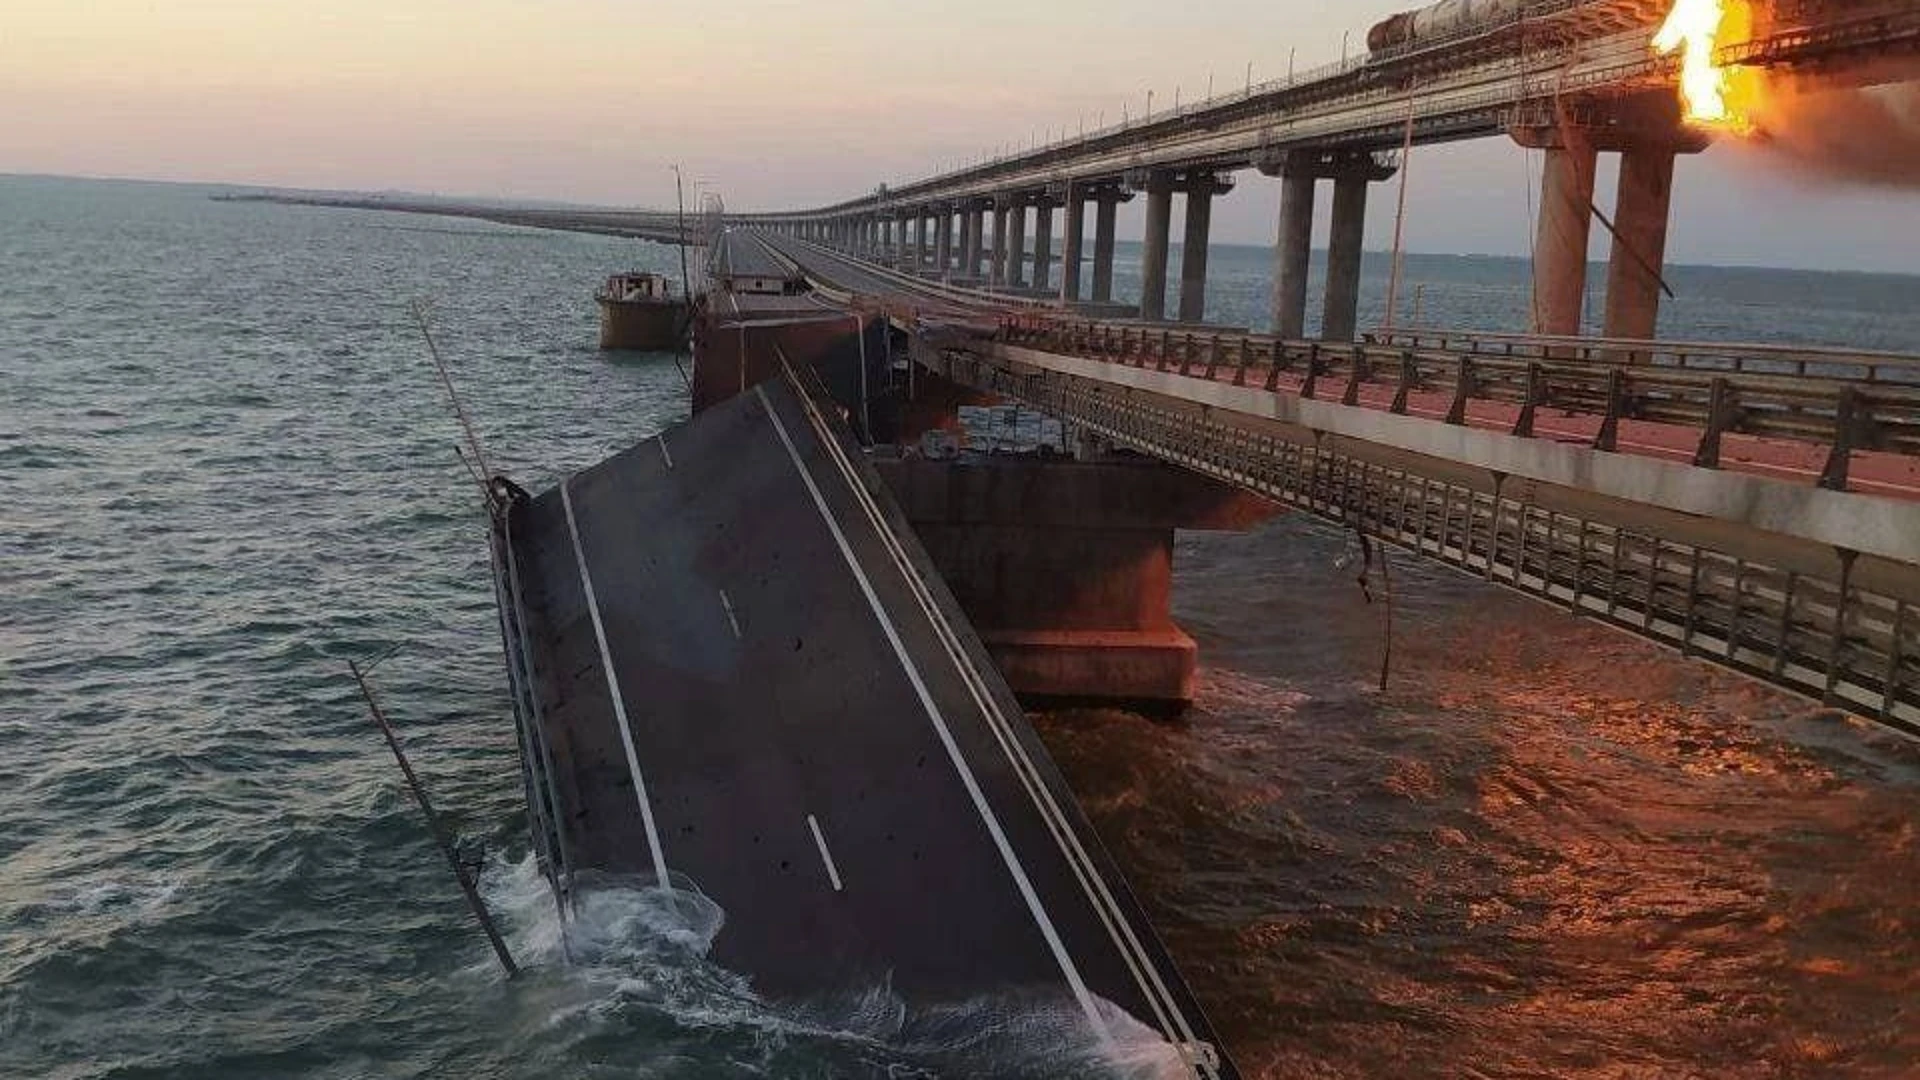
[[349, 658, 520, 979]]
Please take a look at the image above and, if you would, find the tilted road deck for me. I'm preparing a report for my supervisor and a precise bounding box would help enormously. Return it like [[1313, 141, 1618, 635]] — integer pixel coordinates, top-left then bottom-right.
[[491, 373, 1235, 1076]]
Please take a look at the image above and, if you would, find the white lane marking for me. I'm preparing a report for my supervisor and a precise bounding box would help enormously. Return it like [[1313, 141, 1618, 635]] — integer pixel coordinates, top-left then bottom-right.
[[755, 385, 1113, 1051], [560, 478, 672, 893], [657, 436, 673, 470], [718, 589, 742, 639], [784, 372, 1211, 1073], [805, 814, 844, 893]]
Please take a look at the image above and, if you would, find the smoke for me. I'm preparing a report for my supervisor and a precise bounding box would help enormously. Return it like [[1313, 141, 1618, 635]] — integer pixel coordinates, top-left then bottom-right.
[[1745, 61, 1920, 189]]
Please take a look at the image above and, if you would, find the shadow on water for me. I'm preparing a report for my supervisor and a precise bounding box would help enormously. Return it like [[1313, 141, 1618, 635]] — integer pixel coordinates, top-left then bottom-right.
[[1035, 514, 1920, 1080]]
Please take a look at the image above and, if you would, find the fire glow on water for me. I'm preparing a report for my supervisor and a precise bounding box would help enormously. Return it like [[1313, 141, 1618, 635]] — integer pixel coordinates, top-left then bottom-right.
[[1654, 0, 1754, 127]]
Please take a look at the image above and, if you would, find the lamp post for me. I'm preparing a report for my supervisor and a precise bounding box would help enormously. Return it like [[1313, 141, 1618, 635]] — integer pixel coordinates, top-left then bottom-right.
[[669, 164, 691, 304]]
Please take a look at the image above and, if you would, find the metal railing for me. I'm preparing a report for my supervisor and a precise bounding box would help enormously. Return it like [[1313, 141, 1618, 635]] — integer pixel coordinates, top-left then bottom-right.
[[1367, 328, 1920, 385], [1001, 317, 1920, 492], [928, 347, 1919, 734]]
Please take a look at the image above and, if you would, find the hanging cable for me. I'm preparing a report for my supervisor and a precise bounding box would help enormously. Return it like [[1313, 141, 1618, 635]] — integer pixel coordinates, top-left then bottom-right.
[[412, 299, 494, 486], [1383, 81, 1418, 332]]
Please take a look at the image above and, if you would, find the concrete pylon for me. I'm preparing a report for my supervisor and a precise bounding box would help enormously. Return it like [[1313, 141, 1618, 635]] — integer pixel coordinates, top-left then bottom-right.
[[990, 201, 1010, 287], [1178, 174, 1231, 324], [968, 205, 988, 279], [1092, 194, 1121, 303], [1061, 191, 1086, 301], [1032, 201, 1053, 292], [1533, 143, 1599, 336], [1322, 173, 1369, 342], [957, 209, 974, 277], [1273, 163, 1316, 339], [1604, 147, 1676, 340], [935, 210, 954, 277], [1139, 174, 1174, 322], [1007, 199, 1028, 289]]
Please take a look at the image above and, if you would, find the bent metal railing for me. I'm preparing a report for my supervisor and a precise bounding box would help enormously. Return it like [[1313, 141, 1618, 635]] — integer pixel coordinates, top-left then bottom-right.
[[925, 345, 1919, 735], [1001, 317, 1920, 493]]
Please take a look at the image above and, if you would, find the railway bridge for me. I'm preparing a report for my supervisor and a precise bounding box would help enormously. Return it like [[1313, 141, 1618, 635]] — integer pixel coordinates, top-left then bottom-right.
[[735, 0, 1919, 342]]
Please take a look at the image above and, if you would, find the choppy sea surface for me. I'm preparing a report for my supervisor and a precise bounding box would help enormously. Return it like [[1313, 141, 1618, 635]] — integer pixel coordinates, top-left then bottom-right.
[[3, 174, 1916, 1079]]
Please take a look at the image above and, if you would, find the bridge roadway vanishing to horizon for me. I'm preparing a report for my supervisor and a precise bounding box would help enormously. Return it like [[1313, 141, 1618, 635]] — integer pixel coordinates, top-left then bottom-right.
[[734, 0, 1920, 347], [724, 225, 1920, 736]]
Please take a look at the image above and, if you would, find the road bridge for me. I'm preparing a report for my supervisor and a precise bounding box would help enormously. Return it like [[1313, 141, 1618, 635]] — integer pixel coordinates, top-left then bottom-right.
[[734, 226, 1920, 735], [735, 0, 1920, 341], [214, 192, 706, 246]]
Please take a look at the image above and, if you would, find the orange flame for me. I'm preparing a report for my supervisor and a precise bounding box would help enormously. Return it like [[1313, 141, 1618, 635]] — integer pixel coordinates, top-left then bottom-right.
[[1654, 0, 1751, 127]]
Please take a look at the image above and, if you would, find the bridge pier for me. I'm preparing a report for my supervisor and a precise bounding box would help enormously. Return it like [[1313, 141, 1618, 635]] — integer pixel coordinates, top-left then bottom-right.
[[1091, 189, 1124, 304], [990, 199, 1009, 287], [1178, 173, 1231, 324], [1534, 142, 1598, 335], [1269, 156, 1316, 339], [1604, 146, 1676, 340], [935, 208, 954, 278], [965, 202, 987, 280], [1060, 188, 1085, 301], [1007, 197, 1028, 289], [1322, 164, 1382, 342], [1032, 199, 1053, 292], [1138, 172, 1174, 322]]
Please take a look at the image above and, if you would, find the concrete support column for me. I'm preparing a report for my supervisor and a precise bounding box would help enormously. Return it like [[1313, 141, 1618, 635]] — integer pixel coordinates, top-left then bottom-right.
[[1032, 202, 1053, 292], [1533, 143, 1598, 336], [936, 210, 954, 276], [1604, 147, 1676, 341], [1092, 195, 1119, 303], [1007, 200, 1028, 289], [1322, 173, 1369, 342], [1273, 168, 1316, 339], [967, 203, 983, 274], [990, 202, 1010, 287], [1061, 191, 1086, 301], [1178, 177, 1223, 324], [1139, 175, 1174, 322]]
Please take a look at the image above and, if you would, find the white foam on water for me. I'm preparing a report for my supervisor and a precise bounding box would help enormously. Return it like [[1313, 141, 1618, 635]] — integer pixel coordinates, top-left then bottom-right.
[[56, 879, 182, 919], [479, 854, 1206, 1078]]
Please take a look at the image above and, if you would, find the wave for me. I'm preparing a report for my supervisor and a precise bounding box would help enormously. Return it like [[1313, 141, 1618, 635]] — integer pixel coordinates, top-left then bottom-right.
[[481, 855, 1202, 1078]]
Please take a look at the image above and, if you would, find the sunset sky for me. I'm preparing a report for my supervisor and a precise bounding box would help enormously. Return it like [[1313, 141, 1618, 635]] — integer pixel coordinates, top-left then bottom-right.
[[6, 0, 1917, 272]]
